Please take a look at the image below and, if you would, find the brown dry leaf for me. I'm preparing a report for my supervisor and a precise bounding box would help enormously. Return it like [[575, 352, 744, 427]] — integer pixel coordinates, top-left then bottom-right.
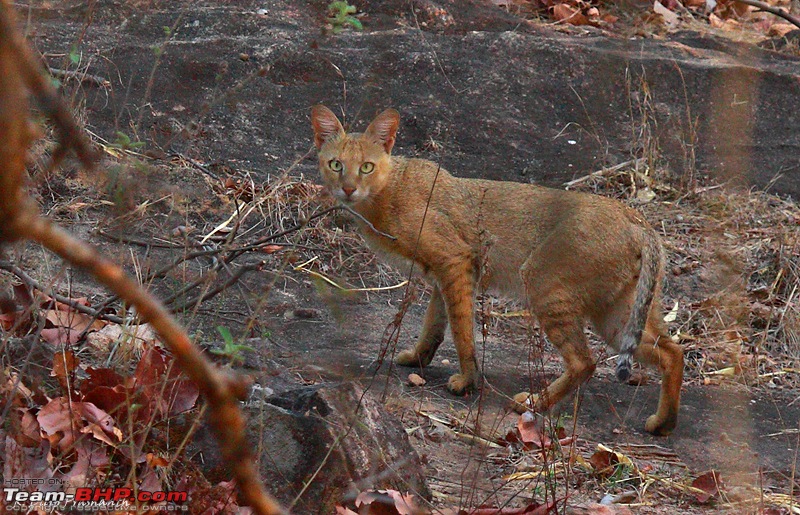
[[62, 438, 110, 487], [41, 327, 82, 346], [147, 452, 170, 467], [653, 0, 680, 28], [336, 508, 359, 515], [768, 22, 796, 38], [589, 448, 619, 476], [3, 433, 54, 486], [13, 282, 34, 309], [261, 244, 284, 254], [0, 311, 19, 330], [692, 470, 724, 503], [715, 0, 749, 18], [86, 322, 156, 354], [10, 408, 42, 447], [52, 350, 78, 389], [45, 308, 105, 334], [552, 3, 591, 25], [683, 0, 705, 8], [709, 12, 725, 27]]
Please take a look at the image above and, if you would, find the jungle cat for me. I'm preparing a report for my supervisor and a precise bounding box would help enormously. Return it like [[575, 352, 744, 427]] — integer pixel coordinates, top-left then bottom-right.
[[311, 105, 684, 436]]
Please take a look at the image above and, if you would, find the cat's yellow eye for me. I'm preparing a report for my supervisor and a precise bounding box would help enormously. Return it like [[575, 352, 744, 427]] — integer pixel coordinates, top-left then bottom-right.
[[360, 162, 375, 175], [329, 159, 343, 172]]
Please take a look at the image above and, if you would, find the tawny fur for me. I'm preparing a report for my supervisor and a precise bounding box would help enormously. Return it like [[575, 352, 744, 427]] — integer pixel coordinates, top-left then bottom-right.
[[311, 105, 684, 435]]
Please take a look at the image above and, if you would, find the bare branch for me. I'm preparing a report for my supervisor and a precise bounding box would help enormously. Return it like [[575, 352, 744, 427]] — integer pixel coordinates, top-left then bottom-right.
[[0, 260, 125, 324], [733, 0, 800, 30]]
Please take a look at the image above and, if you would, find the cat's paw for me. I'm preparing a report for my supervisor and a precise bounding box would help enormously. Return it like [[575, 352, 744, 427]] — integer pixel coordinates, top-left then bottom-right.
[[511, 392, 539, 414], [645, 413, 677, 436], [446, 373, 476, 396], [396, 349, 424, 367]]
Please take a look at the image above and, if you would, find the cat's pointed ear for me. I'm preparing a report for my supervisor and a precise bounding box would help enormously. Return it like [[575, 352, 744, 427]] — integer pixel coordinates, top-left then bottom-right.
[[311, 105, 345, 149], [365, 108, 399, 153]]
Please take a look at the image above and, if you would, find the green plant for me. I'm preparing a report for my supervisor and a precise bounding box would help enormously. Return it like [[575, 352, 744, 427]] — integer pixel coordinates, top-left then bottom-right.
[[327, 1, 362, 33], [210, 326, 255, 363], [110, 131, 145, 151]]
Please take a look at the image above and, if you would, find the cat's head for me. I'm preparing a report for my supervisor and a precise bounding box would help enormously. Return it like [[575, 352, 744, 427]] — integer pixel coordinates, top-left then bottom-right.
[[311, 105, 399, 205]]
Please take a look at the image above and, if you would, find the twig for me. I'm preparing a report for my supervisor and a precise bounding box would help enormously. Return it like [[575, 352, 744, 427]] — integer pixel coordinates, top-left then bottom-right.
[[0, 259, 125, 324], [97, 229, 185, 248], [47, 66, 110, 88], [172, 261, 264, 311], [339, 204, 397, 240], [733, 0, 800, 30], [563, 158, 645, 189], [0, 4, 97, 170]]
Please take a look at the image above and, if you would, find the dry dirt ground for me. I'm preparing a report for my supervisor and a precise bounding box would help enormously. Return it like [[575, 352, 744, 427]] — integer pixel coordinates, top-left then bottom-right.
[[5, 0, 800, 513]]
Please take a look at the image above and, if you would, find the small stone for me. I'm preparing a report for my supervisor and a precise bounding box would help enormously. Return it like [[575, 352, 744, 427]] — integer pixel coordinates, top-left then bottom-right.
[[239, 53, 250, 61], [408, 373, 426, 387], [441, 359, 450, 365]]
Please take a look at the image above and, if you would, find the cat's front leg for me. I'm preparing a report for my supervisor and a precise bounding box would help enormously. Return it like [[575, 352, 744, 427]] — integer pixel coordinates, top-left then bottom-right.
[[437, 261, 479, 395], [396, 285, 448, 368]]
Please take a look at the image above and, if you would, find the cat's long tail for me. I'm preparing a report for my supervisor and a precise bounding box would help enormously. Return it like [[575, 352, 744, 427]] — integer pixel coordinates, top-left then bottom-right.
[[615, 228, 664, 382]]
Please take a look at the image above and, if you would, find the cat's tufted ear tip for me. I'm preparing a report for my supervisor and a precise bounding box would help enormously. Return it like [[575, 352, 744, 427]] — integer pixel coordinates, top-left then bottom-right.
[[311, 105, 345, 149], [365, 108, 400, 153]]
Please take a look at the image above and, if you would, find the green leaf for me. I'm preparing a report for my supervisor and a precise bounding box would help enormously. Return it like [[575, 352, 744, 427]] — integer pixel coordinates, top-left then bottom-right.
[[216, 326, 234, 346], [69, 46, 80, 65], [345, 17, 362, 30]]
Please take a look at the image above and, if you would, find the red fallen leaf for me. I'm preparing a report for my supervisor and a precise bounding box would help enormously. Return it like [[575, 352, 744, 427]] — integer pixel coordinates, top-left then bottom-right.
[[139, 463, 163, 492], [261, 244, 284, 254], [551, 3, 590, 25], [82, 384, 130, 418], [84, 367, 126, 390], [335, 507, 359, 515], [37, 397, 83, 451], [660, 0, 681, 10], [134, 345, 199, 417], [517, 412, 551, 449], [80, 402, 117, 436], [62, 438, 109, 485], [41, 326, 83, 346], [692, 470, 724, 503]]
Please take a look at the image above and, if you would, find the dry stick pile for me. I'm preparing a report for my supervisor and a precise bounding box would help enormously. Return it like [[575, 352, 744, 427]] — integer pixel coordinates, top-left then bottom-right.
[[0, 2, 287, 514]]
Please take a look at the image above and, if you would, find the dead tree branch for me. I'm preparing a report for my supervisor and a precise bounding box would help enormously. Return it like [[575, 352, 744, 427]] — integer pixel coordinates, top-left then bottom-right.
[[0, 3, 287, 513], [0, 260, 125, 324], [733, 0, 800, 30]]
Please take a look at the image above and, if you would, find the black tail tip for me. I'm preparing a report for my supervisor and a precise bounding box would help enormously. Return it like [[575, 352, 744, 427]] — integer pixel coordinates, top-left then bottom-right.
[[616, 356, 632, 382]]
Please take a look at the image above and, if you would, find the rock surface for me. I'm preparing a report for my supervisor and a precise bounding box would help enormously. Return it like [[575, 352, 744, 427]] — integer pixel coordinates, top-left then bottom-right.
[[29, 0, 800, 196]]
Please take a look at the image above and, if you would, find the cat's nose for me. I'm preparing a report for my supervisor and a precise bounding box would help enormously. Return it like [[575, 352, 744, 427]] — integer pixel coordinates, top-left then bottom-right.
[[342, 187, 356, 197]]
